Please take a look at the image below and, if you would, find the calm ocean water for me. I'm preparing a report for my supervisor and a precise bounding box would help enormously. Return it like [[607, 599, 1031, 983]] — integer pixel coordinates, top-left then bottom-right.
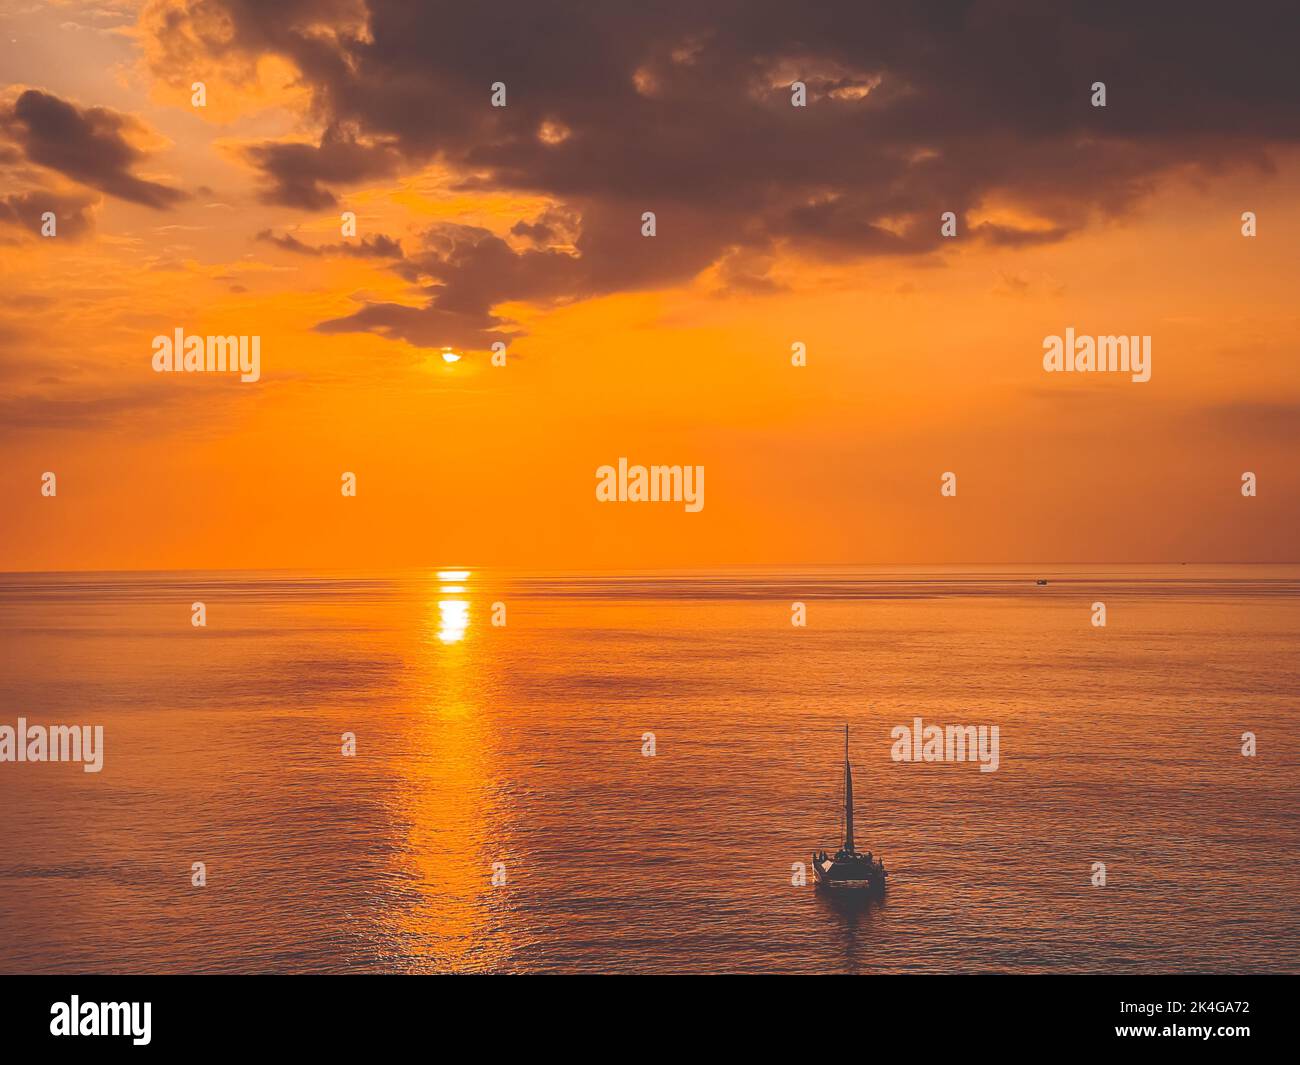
[[1, 566, 1297, 974]]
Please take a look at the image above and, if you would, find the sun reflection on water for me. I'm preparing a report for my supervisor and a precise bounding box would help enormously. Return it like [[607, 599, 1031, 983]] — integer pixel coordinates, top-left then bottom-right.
[[437, 599, 470, 644], [384, 566, 517, 971], [431, 569, 472, 645]]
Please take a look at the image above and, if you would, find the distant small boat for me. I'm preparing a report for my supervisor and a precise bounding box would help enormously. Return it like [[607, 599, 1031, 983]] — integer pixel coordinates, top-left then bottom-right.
[[1036, 579, 1048, 586], [812, 726, 886, 893]]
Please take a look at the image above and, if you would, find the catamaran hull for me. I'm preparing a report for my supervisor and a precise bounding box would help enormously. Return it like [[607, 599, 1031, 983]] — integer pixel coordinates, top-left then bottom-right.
[[814, 877, 886, 892], [812, 861, 886, 893]]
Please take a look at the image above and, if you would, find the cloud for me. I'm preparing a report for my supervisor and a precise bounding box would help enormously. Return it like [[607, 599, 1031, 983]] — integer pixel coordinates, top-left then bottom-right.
[[317, 212, 716, 348], [243, 124, 402, 209], [0, 189, 98, 240], [972, 222, 1073, 248], [145, 0, 1300, 346], [316, 299, 509, 350], [0, 390, 160, 433], [315, 221, 569, 346], [1195, 400, 1300, 443], [255, 228, 403, 258], [1, 89, 187, 208]]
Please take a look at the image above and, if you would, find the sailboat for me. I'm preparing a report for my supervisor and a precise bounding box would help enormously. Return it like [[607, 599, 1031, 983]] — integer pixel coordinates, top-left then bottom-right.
[[812, 726, 887, 893]]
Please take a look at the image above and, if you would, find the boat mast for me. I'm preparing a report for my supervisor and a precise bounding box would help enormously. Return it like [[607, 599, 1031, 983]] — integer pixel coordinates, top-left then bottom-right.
[[842, 724, 854, 852]]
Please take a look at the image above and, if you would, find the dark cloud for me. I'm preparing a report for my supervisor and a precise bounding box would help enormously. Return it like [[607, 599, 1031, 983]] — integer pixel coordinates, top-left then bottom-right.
[[0, 391, 160, 432], [319, 221, 585, 347], [250, 227, 397, 258], [316, 300, 507, 350], [1, 90, 187, 208], [317, 207, 730, 348], [973, 222, 1073, 248], [256, 228, 403, 258], [1195, 401, 1300, 443], [148, 0, 1300, 347], [243, 124, 402, 209], [0, 190, 97, 240]]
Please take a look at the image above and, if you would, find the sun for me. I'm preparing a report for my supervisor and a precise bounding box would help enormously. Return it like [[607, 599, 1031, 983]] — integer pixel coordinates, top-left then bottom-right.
[[440, 347, 462, 364]]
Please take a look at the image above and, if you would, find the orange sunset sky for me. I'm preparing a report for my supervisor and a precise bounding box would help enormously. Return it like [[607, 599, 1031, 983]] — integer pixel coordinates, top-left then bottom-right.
[[1, 1, 1297, 571]]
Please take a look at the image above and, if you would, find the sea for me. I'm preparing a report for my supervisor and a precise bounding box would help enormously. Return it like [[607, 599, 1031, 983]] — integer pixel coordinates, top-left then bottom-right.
[[1, 566, 1297, 973]]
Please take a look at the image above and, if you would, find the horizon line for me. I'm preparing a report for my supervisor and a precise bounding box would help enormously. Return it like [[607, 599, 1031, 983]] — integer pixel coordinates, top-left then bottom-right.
[[3, 561, 1299, 578]]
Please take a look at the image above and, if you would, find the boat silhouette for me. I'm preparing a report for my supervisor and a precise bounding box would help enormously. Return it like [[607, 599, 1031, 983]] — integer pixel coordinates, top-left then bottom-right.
[[812, 726, 887, 893]]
